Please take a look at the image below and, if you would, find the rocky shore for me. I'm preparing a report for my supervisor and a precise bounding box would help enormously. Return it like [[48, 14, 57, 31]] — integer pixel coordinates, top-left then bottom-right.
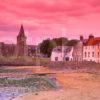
[[0, 73, 58, 100]]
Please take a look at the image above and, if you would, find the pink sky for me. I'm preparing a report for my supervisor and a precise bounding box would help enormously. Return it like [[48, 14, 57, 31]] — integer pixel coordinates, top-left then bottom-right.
[[0, 0, 100, 45]]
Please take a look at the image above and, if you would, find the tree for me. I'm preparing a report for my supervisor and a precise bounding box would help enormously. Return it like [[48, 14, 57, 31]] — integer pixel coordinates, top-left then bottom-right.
[[67, 39, 78, 46], [52, 37, 68, 46], [39, 38, 78, 57], [39, 39, 55, 57]]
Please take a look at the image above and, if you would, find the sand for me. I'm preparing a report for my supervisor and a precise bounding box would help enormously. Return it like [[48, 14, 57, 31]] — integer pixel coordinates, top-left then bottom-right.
[[13, 73, 100, 100]]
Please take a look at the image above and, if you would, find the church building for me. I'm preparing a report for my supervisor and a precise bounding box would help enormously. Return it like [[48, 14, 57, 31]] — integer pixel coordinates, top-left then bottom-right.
[[0, 25, 37, 57], [15, 25, 28, 57]]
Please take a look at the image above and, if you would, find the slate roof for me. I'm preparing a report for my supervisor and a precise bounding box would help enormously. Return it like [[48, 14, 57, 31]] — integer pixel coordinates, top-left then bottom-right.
[[52, 46, 73, 53]]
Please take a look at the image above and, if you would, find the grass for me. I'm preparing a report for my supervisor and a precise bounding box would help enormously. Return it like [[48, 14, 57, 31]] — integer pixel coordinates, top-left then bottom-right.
[[0, 56, 100, 72], [0, 56, 50, 66], [44, 78, 58, 89], [0, 56, 50, 62], [0, 69, 31, 73], [0, 77, 58, 90]]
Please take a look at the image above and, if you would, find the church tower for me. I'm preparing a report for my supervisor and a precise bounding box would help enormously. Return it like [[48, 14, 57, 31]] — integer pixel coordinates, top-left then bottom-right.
[[16, 25, 27, 57]]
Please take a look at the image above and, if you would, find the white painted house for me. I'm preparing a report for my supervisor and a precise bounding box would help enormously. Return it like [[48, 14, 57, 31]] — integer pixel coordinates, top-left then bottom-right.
[[82, 35, 100, 63], [83, 44, 100, 63], [51, 46, 73, 61]]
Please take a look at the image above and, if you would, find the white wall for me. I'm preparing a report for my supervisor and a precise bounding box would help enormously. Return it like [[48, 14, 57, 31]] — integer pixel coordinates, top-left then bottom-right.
[[83, 45, 100, 63], [51, 47, 74, 61], [51, 52, 64, 61]]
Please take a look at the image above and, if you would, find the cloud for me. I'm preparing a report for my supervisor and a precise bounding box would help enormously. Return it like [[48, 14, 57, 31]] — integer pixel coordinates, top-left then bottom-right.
[[0, 0, 100, 44]]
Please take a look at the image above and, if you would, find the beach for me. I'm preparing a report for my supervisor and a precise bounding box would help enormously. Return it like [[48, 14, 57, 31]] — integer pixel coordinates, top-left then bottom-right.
[[13, 73, 100, 100]]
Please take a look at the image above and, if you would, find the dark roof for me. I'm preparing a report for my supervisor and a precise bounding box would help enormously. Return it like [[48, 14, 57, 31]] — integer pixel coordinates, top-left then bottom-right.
[[17, 25, 26, 37], [52, 46, 73, 53]]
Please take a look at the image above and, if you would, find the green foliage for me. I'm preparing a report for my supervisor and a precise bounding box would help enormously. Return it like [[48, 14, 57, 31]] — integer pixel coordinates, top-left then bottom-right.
[[32, 57, 50, 62], [44, 78, 58, 89], [0, 69, 29, 73], [52, 37, 68, 46], [39, 37, 78, 57], [67, 39, 79, 46], [0, 77, 57, 90], [39, 39, 55, 57]]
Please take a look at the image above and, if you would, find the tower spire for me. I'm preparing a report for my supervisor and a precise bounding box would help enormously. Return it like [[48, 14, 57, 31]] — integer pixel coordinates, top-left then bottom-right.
[[18, 24, 26, 37], [16, 24, 27, 57]]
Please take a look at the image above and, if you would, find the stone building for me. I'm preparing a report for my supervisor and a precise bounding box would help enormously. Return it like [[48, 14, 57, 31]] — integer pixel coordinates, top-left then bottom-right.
[[0, 25, 37, 57], [3, 44, 16, 57], [27, 45, 37, 56], [15, 25, 27, 57], [73, 41, 83, 61], [83, 35, 100, 63], [72, 35, 100, 63], [0, 42, 15, 57], [0, 42, 4, 56]]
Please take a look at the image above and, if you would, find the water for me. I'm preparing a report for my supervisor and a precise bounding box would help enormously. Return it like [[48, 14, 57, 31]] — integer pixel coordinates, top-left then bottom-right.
[[0, 92, 17, 100], [0, 87, 30, 100]]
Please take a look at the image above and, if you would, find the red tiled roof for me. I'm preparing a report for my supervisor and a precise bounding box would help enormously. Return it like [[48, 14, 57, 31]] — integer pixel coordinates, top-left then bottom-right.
[[87, 37, 100, 45]]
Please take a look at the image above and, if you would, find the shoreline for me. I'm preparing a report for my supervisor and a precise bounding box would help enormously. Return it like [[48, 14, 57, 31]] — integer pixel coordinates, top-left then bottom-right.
[[13, 72, 100, 100]]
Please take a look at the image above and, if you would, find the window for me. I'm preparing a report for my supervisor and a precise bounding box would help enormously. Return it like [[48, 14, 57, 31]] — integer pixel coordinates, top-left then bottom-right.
[[57, 49, 61, 52], [98, 45, 100, 49], [92, 52, 94, 57], [55, 57, 58, 61], [88, 52, 90, 57], [65, 57, 69, 61], [85, 52, 87, 57], [98, 52, 100, 57]]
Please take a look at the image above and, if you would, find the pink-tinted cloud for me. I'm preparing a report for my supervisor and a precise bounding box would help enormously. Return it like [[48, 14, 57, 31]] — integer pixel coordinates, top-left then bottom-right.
[[0, 0, 100, 44]]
